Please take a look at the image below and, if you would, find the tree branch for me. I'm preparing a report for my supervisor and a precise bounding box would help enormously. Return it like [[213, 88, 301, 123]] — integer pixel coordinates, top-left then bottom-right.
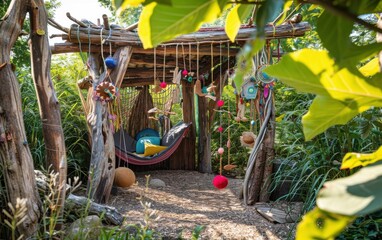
[[301, 0, 382, 34]]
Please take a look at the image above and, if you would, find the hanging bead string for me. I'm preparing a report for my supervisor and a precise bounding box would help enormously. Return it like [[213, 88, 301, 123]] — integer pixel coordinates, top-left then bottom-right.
[[153, 47, 156, 84], [277, 39, 281, 62], [189, 43, 192, 73], [176, 43, 179, 68], [182, 43, 186, 70], [210, 43, 214, 85], [100, 27, 107, 71], [219, 42, 223, 176], [107, 28, 113, 56], [162, 45, 166, 83], [266, 40, 271, 64], [196, 43, 199, 79]]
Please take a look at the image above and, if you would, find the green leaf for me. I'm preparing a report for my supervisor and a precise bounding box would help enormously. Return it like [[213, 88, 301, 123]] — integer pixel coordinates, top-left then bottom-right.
[[317, 10, 382, 67], [341, 146, 382, 169], [317, 161, 382, 216], [225, 4, 253, 42], [138, 0, 228, 48], [265, 49, 382, 139], [359, 57, 379, 77], [264, 49, 382, 102], [296, 207, 354, 240], [255, 0, 283, 36], [302, 96, 371, 140]]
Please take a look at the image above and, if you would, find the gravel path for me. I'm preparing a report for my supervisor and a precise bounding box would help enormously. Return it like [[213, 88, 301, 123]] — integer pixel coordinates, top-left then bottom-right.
[[109, 170, 299, 240]]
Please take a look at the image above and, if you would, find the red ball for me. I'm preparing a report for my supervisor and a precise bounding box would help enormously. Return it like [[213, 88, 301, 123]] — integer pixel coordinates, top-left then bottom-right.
[[182, 69, 188, 76], [217, 126, 223, 132], [217, 99, 224, 107], [212, 175, 228, 189], [160, 81, 167, 89]]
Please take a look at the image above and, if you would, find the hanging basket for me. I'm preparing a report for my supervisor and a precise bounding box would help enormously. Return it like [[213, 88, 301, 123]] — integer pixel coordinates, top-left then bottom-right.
[[95, 82, 117, 102]]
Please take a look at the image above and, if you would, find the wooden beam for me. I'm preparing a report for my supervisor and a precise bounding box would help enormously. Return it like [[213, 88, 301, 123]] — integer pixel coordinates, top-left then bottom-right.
[[51, 42, 241, 56], [51, 22, 310, 47]]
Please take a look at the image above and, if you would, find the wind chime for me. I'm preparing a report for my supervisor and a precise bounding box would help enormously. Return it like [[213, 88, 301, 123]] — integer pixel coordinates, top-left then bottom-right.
[[212, 42, 229, 190], [238, 40, 276, 148]]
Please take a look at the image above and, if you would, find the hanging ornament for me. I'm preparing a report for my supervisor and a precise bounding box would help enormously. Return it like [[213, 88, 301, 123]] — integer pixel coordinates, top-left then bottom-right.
[[217, 126, 223, 132], [217, 147, 224, 155], [95, 82, 117, 102], [217, 99, 224, 107], [160, 81, 167, 89], [212, 175, 228, 189], [105, 56, 117, 69], [182, 69, 188, 76]]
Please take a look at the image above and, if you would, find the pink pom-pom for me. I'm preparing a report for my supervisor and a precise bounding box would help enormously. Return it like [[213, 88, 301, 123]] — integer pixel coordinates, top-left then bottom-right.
[[212, 175, 228, 189], [217, 147, 224, 155], [182, 69, 188, 76], [217, 99, 224, 107], [217, 126, 223, 132], [160, 81, 167, 89]]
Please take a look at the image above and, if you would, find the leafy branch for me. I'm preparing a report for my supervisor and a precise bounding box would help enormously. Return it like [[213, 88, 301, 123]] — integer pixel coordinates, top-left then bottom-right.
[[300, 0, 382, 34]]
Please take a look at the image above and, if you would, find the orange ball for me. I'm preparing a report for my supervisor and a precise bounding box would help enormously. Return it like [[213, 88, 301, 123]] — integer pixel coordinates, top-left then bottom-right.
[[114, 167, 136, 188]]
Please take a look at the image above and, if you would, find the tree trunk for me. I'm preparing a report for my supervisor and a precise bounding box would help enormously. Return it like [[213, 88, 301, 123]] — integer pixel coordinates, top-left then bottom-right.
[[86, 48, 130, 203], [29, 0, 67, 227], [198, 96, 212, 173], [259, 97, 276, 202], [0, 0, 41, 236], [86, 53, 115, 204]]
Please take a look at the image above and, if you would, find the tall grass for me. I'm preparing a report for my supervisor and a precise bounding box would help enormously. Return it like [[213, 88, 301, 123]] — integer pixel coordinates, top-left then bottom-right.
[[272, 83, 382, 213], [19, 53, 90, 178]]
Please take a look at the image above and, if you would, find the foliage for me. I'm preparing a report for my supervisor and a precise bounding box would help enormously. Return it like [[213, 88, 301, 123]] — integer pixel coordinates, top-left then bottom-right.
[[264, 1, 382, 239], [99, 0, 142, 25], [20, 54, 90, 178]]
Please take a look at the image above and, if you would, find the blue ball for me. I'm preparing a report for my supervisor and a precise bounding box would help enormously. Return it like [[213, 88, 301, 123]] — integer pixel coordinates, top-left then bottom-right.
[[251, 120, 256, 126], [105, 56, 117, 69]]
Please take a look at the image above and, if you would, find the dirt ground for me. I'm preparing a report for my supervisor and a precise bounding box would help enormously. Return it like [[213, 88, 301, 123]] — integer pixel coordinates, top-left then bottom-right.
[[109, 170, 301, 240]]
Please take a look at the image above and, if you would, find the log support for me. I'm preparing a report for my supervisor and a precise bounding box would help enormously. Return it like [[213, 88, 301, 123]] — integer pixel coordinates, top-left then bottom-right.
[[29, 0, 67, 227], [86, 47, 131, 203], [0, 0, 41, 237]]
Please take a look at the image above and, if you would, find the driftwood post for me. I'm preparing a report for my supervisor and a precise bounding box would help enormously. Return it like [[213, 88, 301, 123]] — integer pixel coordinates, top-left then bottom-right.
[[0, 0, 41, 236], [198, 96, 212, 173], [246, 92, 276, 204], [29, 0, 67, 225], [86, 47, 131, 203]]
